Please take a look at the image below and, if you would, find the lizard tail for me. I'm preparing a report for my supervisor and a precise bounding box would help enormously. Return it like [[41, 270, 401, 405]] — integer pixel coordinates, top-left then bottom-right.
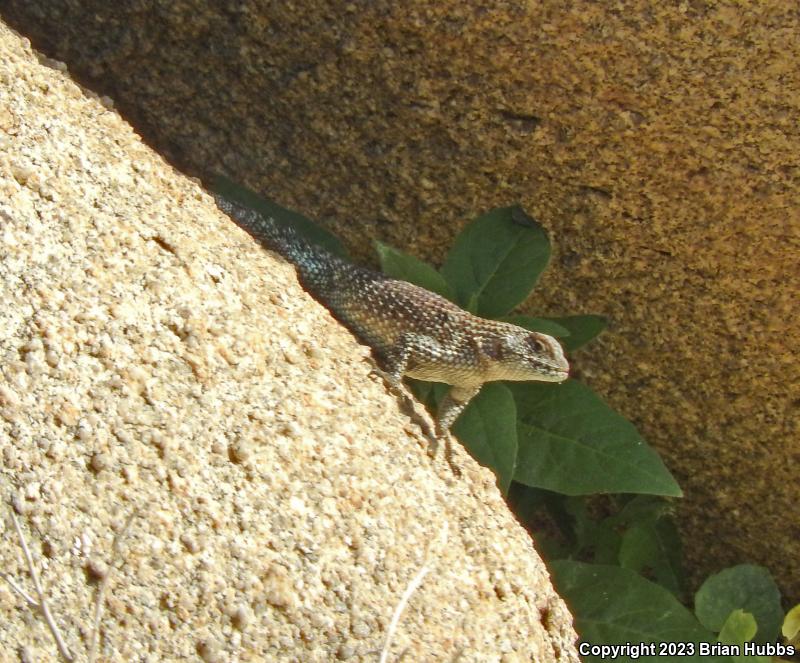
[[213, 194, 313, 266]]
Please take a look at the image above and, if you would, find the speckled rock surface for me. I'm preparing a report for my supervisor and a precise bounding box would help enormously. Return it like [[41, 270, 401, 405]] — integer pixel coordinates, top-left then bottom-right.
[[2, 1, 798, 601], [0, 24, 579, 663]]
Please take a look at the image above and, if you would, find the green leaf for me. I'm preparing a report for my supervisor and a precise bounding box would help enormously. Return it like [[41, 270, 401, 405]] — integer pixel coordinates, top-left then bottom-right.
[[406, 378, 436, 409], [603, 495, 672, 527], [544, 314, 608, 351], [374, 241, 454, 300], [718, 609, 757, 645], [563, 497, 622, 564], [551, 561, 732, 663], [694, 565, 783, 643], [563, 497, 596, 550], [502, 315, 570, 338], [440, 206, 550, 317], [213, 175, 348, 257], [719, 611, 772, 663], [509, 380, 681, 496], [619, 518, 685, 598], [783, 603, 800, 641], [451, 383, 517, 494]]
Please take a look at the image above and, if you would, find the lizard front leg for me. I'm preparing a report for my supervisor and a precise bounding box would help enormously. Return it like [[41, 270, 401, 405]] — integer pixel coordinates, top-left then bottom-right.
[[377, 333, 472, 474], [368, 332, 441, 440], [435, 384, 481, 475], [380, 331, 449, 384]]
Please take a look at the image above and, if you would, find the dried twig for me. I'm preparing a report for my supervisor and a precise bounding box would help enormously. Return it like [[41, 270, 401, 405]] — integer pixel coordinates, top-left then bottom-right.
[[5, 510, 74, 662], [379, 521, 449, 663], [87, 509, 138, 663]]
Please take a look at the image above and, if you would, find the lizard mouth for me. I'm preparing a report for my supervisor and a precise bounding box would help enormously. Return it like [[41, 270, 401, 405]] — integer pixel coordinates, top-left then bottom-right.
[[531, 364, 569, 382], [544, 363, 569, 382]]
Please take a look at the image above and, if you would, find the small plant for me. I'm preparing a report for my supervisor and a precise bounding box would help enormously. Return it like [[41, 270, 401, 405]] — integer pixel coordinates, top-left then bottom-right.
[[214, 178, 794, 662]]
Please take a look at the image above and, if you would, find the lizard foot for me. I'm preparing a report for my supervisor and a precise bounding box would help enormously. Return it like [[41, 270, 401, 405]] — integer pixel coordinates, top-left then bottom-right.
[[368, 366, 460, 476]]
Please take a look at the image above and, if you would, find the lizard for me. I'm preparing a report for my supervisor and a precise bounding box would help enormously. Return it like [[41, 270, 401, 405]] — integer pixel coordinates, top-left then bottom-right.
[[214, 195, 569, 467]]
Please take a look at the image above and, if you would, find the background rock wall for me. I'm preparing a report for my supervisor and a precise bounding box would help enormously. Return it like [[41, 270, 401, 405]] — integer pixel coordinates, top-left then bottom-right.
[[2, 1, 798, 600]]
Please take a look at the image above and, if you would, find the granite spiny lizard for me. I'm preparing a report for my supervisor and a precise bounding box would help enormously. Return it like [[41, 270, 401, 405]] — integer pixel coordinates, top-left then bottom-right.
[[214, 195, 569, 440]]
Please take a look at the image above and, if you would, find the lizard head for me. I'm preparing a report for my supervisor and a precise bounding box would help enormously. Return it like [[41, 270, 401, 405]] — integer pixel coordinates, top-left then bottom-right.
[[485, 326, 569, 383]]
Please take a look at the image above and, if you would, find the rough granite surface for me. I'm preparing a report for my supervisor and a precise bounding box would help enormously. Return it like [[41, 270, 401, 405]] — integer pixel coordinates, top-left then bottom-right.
[[0, 24, 579, 663], [3, 0, 796, 601]]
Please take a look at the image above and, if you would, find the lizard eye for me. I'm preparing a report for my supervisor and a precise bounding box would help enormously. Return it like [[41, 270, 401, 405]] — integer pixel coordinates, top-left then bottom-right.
[[527, 336, 546, 353]]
